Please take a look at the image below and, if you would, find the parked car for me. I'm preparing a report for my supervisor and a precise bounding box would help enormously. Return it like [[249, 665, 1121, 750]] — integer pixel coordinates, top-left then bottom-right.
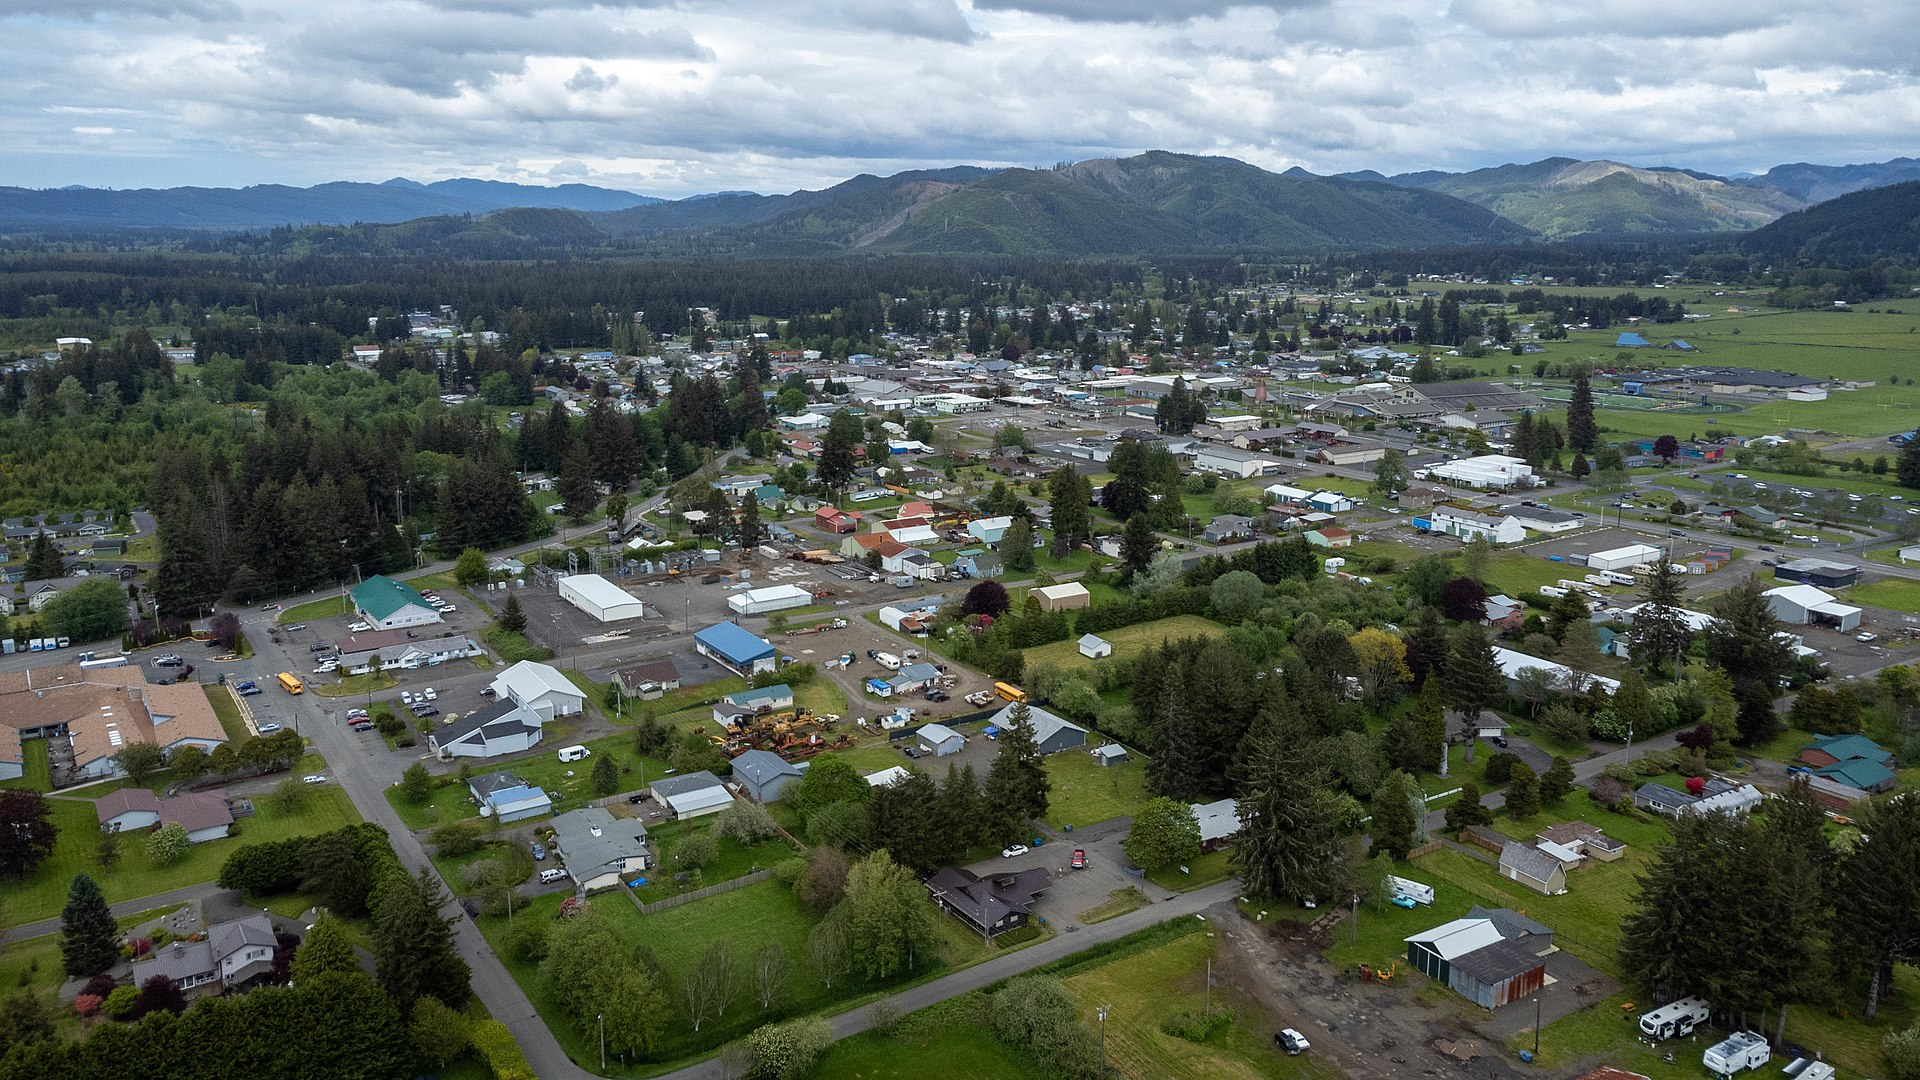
[[258, 723, 283, 734], [347, 708, 369, 720], [1276, 1029, 1311, 1055], [348, 622, 371, 632], [313, 664, 337, 675], [1857, 632, 1879, 643], [411, 704, 439, 717], [238, 685, 263, 697], [1070, 849, 1086, 869], [531, 842, 548, 861], [480, 687, 497, 699], [924, 689, 949, 702], [401, 692, 415, 705], [422, 687, 437, 700], [155, 655, 183, 667], [1000, 844, 1029, 859], [284, 623, 307, 632], [301, 774, 327, 784], [310, 642, 334, 652]]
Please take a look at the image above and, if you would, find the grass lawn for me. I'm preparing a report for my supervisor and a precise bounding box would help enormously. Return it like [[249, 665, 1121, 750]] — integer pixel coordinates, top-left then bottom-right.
[[1042, 751, 1149, 830], [1847, 577, 1920, 611], [1078, 886, 1152, 924], [1021, 614, 1226, 674], [495, 737, 671, 816], [814, 744, 905, 776], [811, 995, 1046, 1078], [0, 739, 52, 790], [1146, 848, 1234, 892], [484, 626, 554, 664], [386, 776, 482, 831], [0, 903, 188, 1039], [628, 817, 797, 904], [203, 685, 253, 745], [1485, 551, 1589, 596], [313, 672, 397, 698], [1062, 931, 1337, 1080], [277, 594, 349, 624], [1032, 545, 1113, 576], [11, 786, 361, 922]]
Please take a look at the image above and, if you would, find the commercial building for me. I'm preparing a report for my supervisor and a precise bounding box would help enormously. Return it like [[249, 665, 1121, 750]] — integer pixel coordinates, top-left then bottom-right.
[[1771, 558, 1860, 590], [727, 583, 815, 616], [1585, 543, 1662, 572], [427, 699, 544, 760], [0, 663, 229, 782], [557, 574, 647, 622], [1032, 582, 1090, 611], [490, 660, 586, 720], [1425, 504, 1526, 545], [348, 575, 441, 630], [1764, 584, 1863, 632], [1422, 455, 1535, 491]]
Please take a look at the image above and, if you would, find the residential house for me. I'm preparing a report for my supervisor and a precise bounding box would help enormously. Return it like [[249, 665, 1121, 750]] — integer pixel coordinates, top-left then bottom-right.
[[693, 622, 778, 675], [840, 531, 906, 562], [916, 723, 966, 756], [1631, 779, 1761, 818], [967, 516, 1014, 544], [615, 659, 682, 699], [136, 914, 279, 1000], [427, 700, 544, 760], [95, 788, 163, 833], [1306, 527, 1352, 548], [651, 770, 733, 819], [887, 662, 941, 695], [732, 749, 805, 803], [1446, 709, 1506, 745], [159, 792, 236, 844], [1482, 594, 1524, 630], [1534, 822, 1626, 863], [1203, 515, 1254, 543], [925, 866, 1051, 938], [1798, 734, 1897, 793], [1078, 634, 1113, 659], [1191, 798, 1241, 851], [814, 506, 861, 533], [1404, 916, 1548, 1010], [983, 702, 1087, 755], [348, 574, 441, 630], [490, 660, 585, 720], [953, 550, 1002, 578], [713, 684, 795, 725], [551, 807, 652, 891], [1307, 491, 1354, 513], [1498, 841, 1568, 895], [468, 771, 553, 823]]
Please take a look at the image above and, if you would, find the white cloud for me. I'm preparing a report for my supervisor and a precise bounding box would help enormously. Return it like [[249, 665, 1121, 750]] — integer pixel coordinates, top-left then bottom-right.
[[0, 0, 1909, 195]]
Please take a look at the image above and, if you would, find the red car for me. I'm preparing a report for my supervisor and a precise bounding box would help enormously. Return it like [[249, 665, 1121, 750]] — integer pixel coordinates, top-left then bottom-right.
[[1070, 849, 1086, 870]]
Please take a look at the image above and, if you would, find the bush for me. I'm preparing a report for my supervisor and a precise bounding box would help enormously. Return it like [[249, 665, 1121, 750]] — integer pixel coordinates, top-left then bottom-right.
[[102, 984, 140, 1019], [1883, 1024, 1920, 1080], [503, 920, 549, 964], [746, 1016, 833, 1079], [428, 821, 488, 857], [73, 993, 102, 1017], [471, 1019, 535, 1080], [1483, 752, 1521, 785], [1160, 1007, 1231, 1043]]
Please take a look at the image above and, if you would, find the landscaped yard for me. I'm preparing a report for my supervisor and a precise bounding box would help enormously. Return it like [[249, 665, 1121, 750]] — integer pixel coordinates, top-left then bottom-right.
[[202, 686, 252, 745], [313, 672, 397, 698], [1021, 614, 1226, 673], [1042, 750, 1149, 830], [1145, 847, 1234, 892], [11, 786, 361, 922], [0, 903, 187, 1039]]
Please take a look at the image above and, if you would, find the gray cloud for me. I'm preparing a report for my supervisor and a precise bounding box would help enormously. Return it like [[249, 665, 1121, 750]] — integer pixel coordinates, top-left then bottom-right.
[[968, 0, 1324, 23], [6, 0, 239, 19]]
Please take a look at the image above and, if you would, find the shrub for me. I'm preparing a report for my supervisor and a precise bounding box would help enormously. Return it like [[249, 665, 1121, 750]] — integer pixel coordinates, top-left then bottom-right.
[[73, 993, 102, 1017], [81, 974, 118, 999], [1883, 1023, 1920, 1080], [1160, 1007, 1231, 1043], [503, 920, 549, 964], [1483, 752, 1521, 785], [471, 1019, 535, 1080], [746, 1016, 833, 1079], [101, 984, 140, 1019]]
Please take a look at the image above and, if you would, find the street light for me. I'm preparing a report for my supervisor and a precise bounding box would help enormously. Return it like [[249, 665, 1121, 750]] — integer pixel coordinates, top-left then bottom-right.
[[1097, 1005, 1110, 1077], [598, 1012, 606, 1070], [1532, 993, 1542, 1059]]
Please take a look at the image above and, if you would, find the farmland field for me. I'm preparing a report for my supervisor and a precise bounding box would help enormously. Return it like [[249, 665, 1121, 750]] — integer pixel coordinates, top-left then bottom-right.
[[1021, 614, 1226, 672]]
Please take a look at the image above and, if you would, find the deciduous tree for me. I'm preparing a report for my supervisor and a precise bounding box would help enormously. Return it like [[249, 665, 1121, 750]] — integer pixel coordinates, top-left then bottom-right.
[[0, 791, 56, 880], [145, 822, 189, 867], [1122, 797, 1202, 872]]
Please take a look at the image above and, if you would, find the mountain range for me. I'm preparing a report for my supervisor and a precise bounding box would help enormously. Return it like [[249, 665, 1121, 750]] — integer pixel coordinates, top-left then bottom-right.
[[2, 153, 1916, 255]]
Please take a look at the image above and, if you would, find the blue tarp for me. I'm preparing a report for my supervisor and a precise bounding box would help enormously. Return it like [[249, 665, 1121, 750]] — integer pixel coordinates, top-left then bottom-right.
[[1614, 332, 1651, 347]]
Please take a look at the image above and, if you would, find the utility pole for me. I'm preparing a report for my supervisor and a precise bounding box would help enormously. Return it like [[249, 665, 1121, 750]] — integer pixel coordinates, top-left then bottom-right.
[[1532, 994, 1541, 1058], [1097, 1005, 1110, 1078], [598, 1013, 605, 1070]]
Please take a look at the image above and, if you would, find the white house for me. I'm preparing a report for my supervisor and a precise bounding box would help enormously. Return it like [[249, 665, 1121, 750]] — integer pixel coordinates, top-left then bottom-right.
[[490, 660, 586, 720], [967, 516, 1014, 544], [1428, 505, 1527, 545], [551, 807, 651, 890], [427, 701, 545, 759]]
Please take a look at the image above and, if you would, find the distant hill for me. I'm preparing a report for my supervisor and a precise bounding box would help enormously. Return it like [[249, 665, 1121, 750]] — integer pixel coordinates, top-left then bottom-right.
[[1746, 158, 1920, 204], [0, 177, 661, 230], [1352, 158, 1804, 238], [1739, 180, 1920, 265]]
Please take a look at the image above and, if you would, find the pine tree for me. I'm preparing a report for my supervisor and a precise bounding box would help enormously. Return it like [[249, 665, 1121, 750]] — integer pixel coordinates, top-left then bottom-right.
[[1119, 512, 1158, 579], [982, 702, 1050, 841], [292, 917, 360, 982], [1504, 762, 1541, 818], [372, 869, 472, 1011], [1229, 691, 1345, 904], [554, 440, 599, 523], [1539, 757, 1575, 804], [1403, 604, 1448, 687], [1897, 437, 1920, 490], [1440, 625, 1503, 720], [1443, 779, 1493, 832], [1002, 517, 1035, 573], [1629, 558, 1693, 675], [736, 491, 764, 549], [498, 593, 527, 633], [1368, 771, 1420, 860], [1835, 792, 1920, 1017], [1705, 576, 1793, 745], [60, 874, 120, 977], [1566, 370, 1598, 452]]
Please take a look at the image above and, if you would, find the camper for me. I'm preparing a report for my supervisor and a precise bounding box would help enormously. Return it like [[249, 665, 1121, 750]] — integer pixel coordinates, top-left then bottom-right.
[[873, 652, 901, 671], [1600, 570, 1638, 586], [1638, 996, 1709, 1041], [1385, 875, 1435, 906], [1538, 585, 1569, 599], [1702, 1031, 1770, 1075], [557, 745, 592, 763], [1583, 573, 1612, 587]]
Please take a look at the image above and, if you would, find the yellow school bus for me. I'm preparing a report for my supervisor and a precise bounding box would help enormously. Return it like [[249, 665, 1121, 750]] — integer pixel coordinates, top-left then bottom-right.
[[276, 672, 304, 695], [994, 681, 1026, 704]]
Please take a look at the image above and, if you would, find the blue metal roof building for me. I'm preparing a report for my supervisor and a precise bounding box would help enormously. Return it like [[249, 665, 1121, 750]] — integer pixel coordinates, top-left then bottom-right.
[[694, 622, 778, 674]]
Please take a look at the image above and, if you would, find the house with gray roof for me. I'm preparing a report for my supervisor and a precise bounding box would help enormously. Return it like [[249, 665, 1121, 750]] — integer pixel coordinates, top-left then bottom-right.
[[427, 700, 544, 760], [551, 807, 652, 891], [467, 771, 553, 823], [926, 866, 1051, 938], [983, 701, 1087, 755], [134, 913, 279, 1000], [732, 749, 805, 803], [1498, 841, 1567, 895]]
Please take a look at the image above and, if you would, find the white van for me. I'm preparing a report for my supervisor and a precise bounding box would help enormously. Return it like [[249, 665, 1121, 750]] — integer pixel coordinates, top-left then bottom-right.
[[873, 652, 901, 671], [557, 745, 591, 763], [539, 868, 569, 884]]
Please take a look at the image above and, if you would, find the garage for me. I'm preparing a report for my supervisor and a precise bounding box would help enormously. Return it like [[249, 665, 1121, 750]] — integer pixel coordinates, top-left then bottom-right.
[[556, 574, 647, 622]]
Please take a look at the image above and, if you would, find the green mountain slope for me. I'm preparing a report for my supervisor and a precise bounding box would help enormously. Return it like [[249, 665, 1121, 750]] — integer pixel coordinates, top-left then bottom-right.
[[1740, 180, 1920, 265]]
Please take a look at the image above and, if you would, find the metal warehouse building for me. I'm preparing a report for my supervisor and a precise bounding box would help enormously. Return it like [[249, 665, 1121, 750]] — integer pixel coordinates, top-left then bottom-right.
[[557, 574, 647, 622], [727, 583, 815, 616], [1585, 543, 1662, 572], [1772, 558, 1860, 590]]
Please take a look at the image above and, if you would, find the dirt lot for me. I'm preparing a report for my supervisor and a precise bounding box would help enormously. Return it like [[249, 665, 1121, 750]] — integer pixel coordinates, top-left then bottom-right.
[[1214, 900, 1540, 1080]]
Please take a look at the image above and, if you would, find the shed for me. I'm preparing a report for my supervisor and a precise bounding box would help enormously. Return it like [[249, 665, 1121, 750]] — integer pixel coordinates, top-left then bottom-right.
[[731, 749, 805, 803], [1405, 918, 1506, 984], [557, 574, 647, 622], [917, 723, 965, 757], [650, 770, 734, 819], [1078, 634, 1113, 659], [1091, 743, 1130, 767], [1448, 937, 1549, 1009], [468, 771, 553, 824]]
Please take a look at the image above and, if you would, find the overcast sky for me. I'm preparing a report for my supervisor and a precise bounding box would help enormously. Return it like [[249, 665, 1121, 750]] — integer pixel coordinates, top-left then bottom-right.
[[5, 0, 1915, 197]]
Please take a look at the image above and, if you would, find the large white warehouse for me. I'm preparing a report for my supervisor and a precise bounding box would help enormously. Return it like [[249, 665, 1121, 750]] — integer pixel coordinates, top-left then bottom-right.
[[1586, 544, 1662, 572], [728, 584, 815, 616], [1423, 455, 1535, 491], [558, 574, 647, 622]]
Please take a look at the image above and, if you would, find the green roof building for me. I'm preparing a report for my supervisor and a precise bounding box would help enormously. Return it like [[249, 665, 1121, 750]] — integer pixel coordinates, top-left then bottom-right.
[[349, 575, 441, 630]]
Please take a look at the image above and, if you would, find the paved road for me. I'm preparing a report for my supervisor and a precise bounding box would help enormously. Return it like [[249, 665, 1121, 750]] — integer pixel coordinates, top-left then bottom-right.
[[1, 881, 226, 945], [652, 879, 1244, 1080]]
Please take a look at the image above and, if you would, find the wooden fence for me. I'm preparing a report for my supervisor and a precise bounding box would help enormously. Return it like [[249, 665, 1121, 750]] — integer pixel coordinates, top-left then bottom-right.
[[627, 868, 775, 915]]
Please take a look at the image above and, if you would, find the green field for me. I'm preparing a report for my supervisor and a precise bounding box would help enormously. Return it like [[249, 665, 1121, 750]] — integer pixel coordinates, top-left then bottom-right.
[[810, 996, 1046, 1078], [628, 817, 797, 903], [277, 594, 349, 624], [1042, 749, 1149, 830], [1845, 577, 1920, 612], [1021, 614, 1226, 673], [11, 786, 361, 922]]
